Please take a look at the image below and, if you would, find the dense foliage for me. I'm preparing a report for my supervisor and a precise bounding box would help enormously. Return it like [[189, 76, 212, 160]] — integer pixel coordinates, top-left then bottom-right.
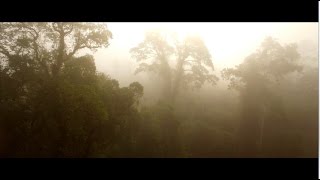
[[0, 23, 317, 157]]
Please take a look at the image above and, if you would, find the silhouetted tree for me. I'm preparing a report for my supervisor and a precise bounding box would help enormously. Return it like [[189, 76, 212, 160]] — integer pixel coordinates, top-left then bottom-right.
[[0, 23, 145, 157], [130, 30, 218, 103], [221, 37, 302, 157]]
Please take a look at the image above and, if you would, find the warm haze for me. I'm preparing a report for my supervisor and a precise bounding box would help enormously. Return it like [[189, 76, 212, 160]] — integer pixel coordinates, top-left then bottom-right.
[[0, 22, 317, 158], [95, 23, 317, 86]]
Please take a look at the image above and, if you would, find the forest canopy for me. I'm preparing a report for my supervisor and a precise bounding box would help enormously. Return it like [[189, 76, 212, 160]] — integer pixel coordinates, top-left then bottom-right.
[[0, 22, 317, 157]]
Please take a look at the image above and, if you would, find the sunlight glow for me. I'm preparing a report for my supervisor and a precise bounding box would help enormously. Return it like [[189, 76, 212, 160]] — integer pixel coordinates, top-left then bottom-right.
[[103, 23, 316, 68], [94, 23, 317, 86]]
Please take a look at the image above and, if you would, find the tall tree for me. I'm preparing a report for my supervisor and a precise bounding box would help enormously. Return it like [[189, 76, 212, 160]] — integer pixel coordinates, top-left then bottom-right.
[[0, 22, 112, 78], [221, 37, 302, 157], [130, 30, 218, 103], [0, 23, 145, 157], [130, 30, 218, 156]]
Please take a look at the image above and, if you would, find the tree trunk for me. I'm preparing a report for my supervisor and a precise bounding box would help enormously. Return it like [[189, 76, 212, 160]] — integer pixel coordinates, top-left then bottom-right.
[[170, 57, 184, 104], [52, 25, 66, 77]]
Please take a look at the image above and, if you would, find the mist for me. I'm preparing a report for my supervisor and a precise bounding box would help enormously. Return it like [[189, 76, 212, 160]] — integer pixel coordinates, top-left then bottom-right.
[[94, 23, 317, 85], [0, 22, 317, 157]]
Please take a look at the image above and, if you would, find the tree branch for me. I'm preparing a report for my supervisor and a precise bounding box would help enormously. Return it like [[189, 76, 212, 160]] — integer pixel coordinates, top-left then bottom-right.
[[52, 23, 60, 33], [21, 24, 39, 39], [64, 24, 73, 35]]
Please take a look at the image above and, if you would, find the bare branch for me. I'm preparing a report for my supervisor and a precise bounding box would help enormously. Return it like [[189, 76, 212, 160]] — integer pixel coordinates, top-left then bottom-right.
[[64, 24, 73, 35], [52, 23, 60, 33], [67, 44, 86, 58], [21, 24, 40, 39]]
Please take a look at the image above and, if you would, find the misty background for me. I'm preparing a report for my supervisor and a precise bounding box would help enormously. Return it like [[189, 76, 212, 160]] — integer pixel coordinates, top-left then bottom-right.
[[95, 23, 317, 86], [94, 23, 317, 109], [0, 22, 317, 158]]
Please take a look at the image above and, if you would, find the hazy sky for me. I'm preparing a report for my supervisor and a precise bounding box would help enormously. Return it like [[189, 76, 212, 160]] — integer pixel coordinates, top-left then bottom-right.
[[93, 23, 317, 86]]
